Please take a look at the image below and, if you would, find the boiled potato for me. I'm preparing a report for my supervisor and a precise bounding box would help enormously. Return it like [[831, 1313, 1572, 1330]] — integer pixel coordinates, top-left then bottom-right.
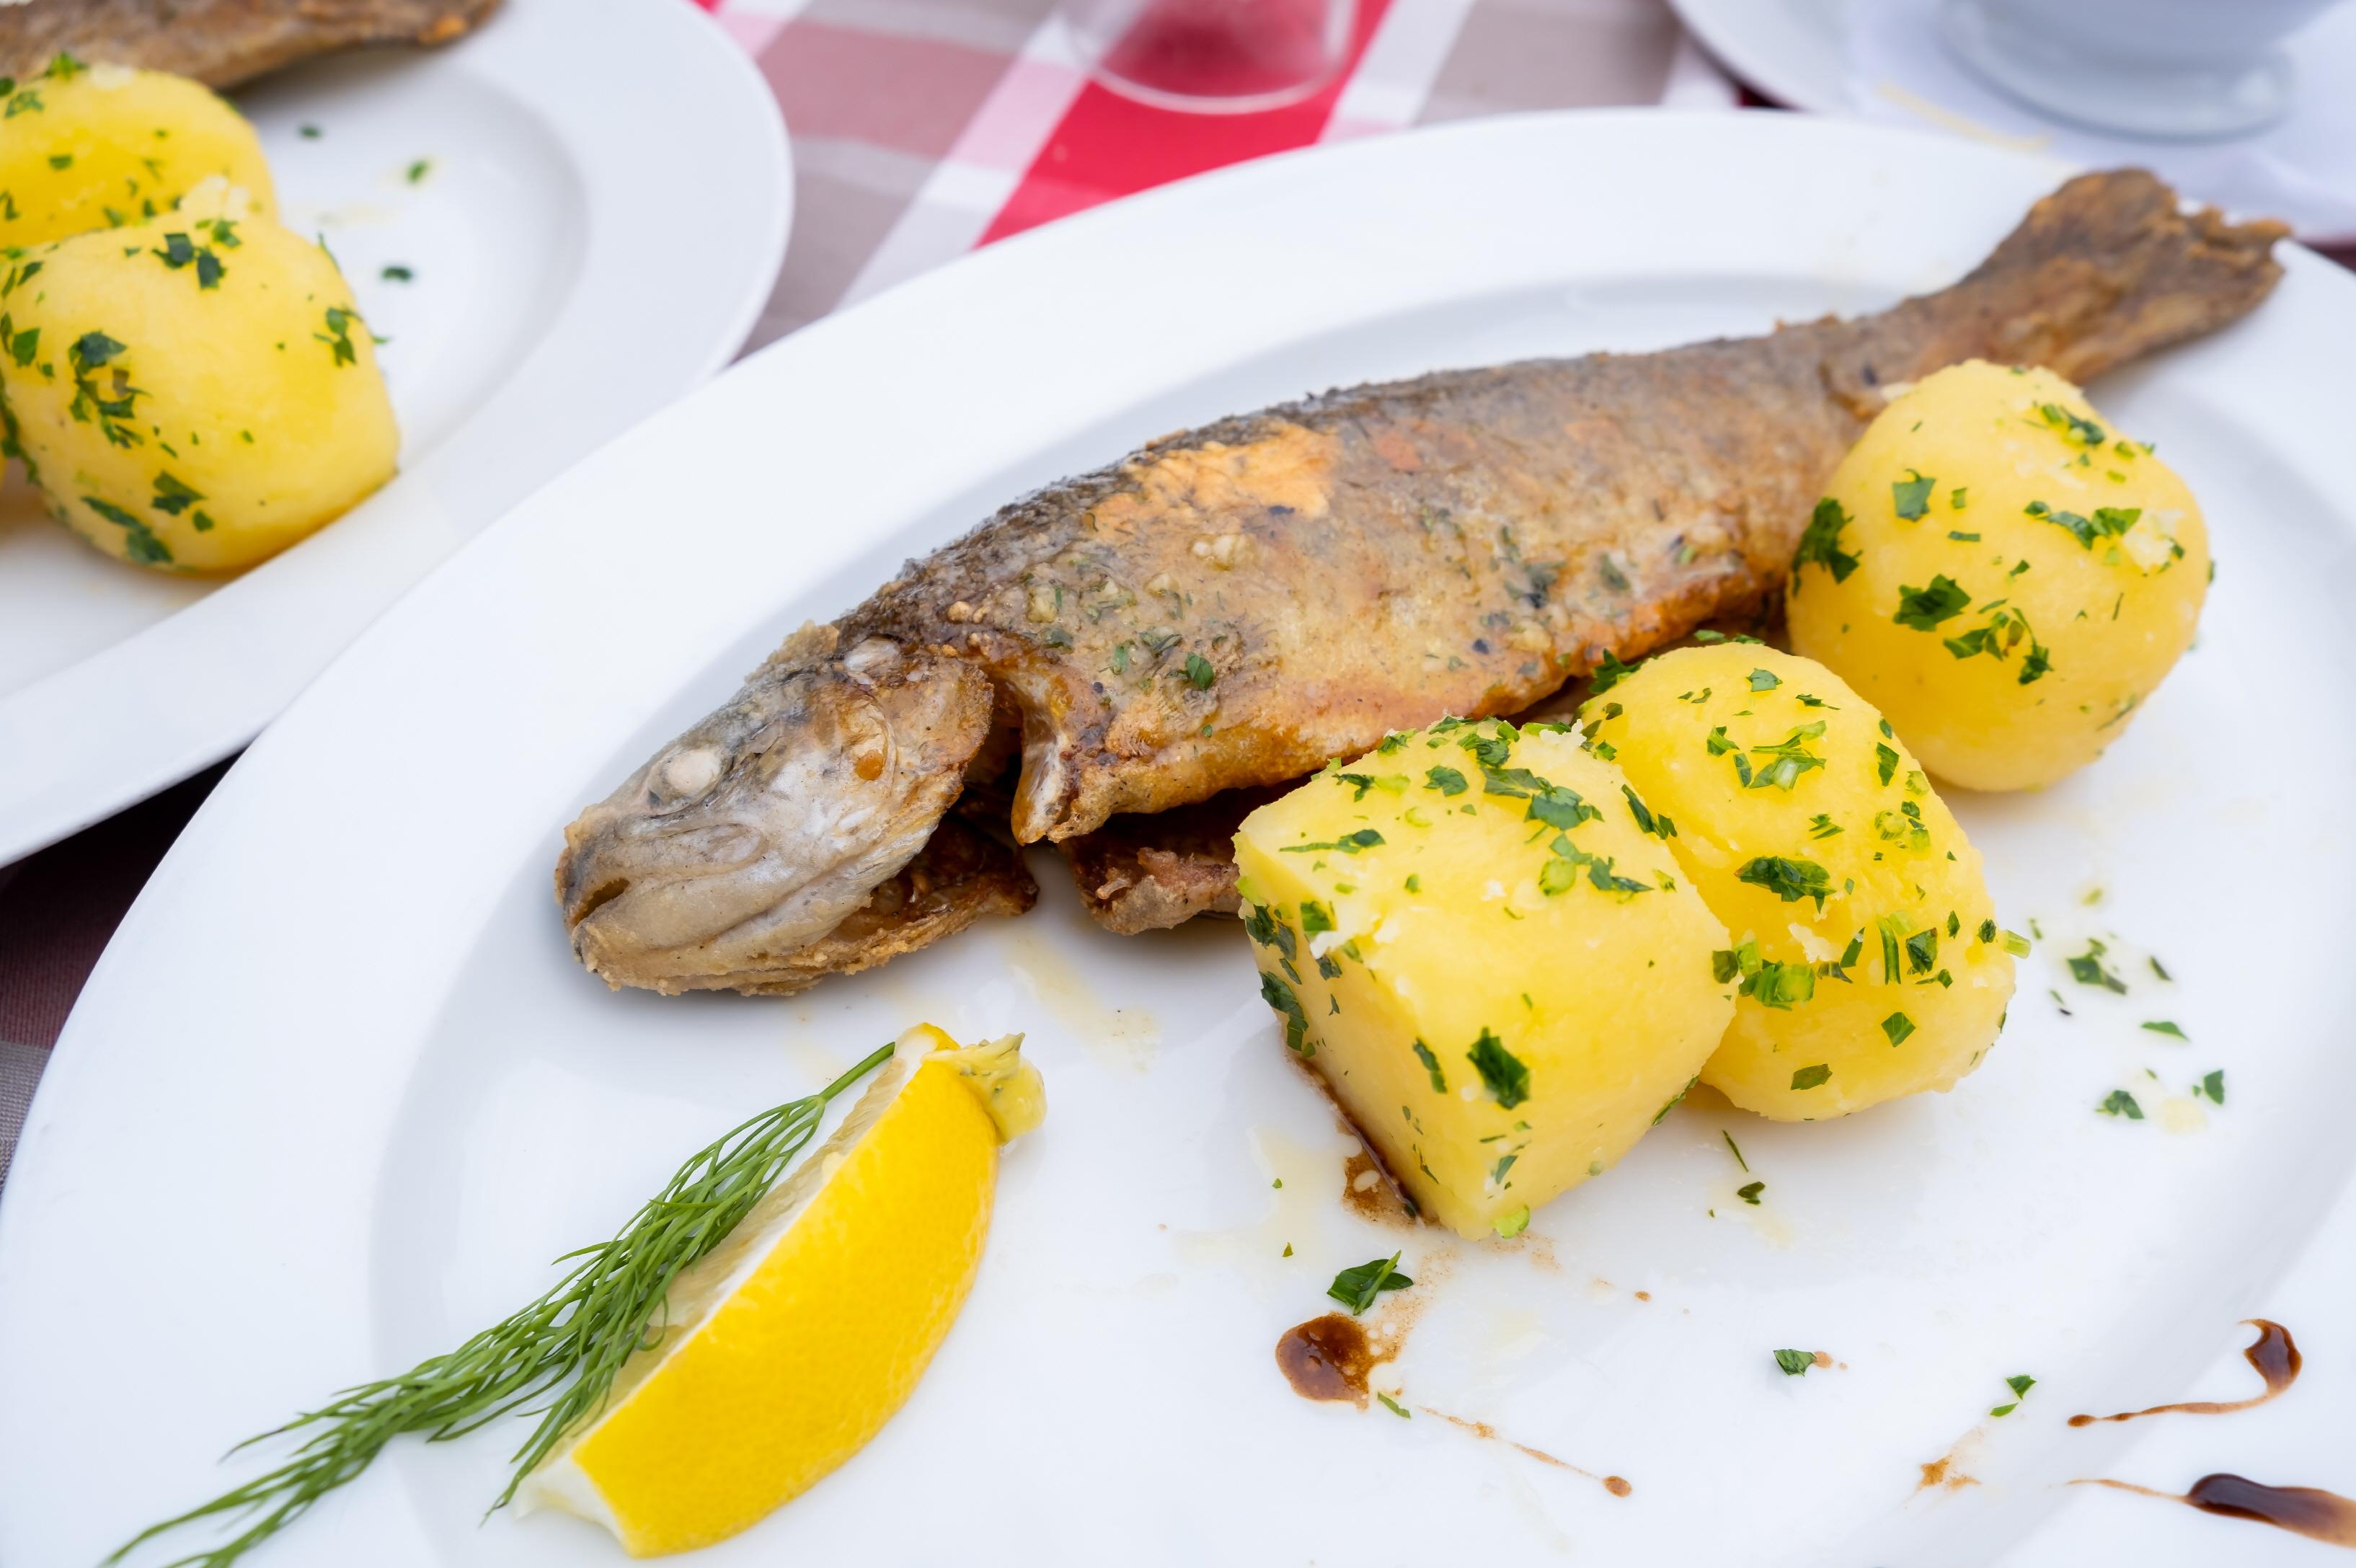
[[0, 195, 397, 572], [1234, 719, 1733, 1239], [0, 55, 276, 248], [1786, 360, 2206, 791], [1584, 644, 2016, 1120]]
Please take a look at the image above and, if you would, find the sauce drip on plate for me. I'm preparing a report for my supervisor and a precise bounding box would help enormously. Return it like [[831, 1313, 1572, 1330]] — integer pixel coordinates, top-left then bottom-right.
[[1276, 1313, 1382, 1404], [2080, 1476, 2356, 1549], [2069, 1319, 2300, 1427], [1274, 1313, 1631, 1497]]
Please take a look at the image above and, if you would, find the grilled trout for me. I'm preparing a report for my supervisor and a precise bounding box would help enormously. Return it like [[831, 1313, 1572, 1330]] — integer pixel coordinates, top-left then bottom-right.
[[559, 169, 2282, 996], [0, 0, 500, 89]]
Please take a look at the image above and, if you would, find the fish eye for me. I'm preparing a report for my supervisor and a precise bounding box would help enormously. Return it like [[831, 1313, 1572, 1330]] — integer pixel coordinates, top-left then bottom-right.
[[644, 745, 723, 810]]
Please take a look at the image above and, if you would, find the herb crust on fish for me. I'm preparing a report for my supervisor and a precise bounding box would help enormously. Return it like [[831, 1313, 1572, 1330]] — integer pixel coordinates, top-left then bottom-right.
[[558, 169, 2282, 996]]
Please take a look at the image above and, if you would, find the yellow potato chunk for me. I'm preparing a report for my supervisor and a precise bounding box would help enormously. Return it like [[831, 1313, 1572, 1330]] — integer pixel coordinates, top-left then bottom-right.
[[0, 200, 397, 572], [1785, 360, 2207, 790], [1584, 644, 2016, 1120], [0, 56, 276, 248], [1234, 719, 1733, 1239]]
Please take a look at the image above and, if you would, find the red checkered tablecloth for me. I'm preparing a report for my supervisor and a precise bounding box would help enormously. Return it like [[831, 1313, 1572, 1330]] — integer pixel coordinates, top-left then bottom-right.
[[0, 0, 1737, 1182]]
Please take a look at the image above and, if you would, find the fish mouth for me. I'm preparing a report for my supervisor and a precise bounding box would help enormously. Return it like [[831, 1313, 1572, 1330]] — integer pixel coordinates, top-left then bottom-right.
[[557, 628, 1017, 993]]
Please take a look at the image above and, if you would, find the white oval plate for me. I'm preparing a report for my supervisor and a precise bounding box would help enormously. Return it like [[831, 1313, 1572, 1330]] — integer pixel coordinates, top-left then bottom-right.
[[4, 112, 2355, 1567], [0, 0, 789, 864]]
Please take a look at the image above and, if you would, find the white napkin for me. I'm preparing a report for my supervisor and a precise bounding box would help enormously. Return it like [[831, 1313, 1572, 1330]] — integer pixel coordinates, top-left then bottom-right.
[[1847, 0, 2356, 239]]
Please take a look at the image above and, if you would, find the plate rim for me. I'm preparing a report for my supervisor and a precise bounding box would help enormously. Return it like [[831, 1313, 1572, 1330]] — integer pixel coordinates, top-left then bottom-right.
[[4, 107, 2353, 1564], [0, 0, 792, 865]]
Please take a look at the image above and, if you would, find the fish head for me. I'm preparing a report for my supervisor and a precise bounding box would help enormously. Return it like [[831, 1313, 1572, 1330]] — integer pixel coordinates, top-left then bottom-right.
[[557, 626, 997, 991]]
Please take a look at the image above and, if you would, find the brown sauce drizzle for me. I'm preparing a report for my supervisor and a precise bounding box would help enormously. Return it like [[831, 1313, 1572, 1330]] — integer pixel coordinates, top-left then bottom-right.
[[1277, 1313, 1386, 1404], [2069, 1320, 2300, 1427], [1422, 1409, 1631, 1496], [2078, 1476, 2356, 1549], [1274, 1314, 1630, 1499], [1340, 1149, 1416, 1226], [1917, 1455, 1980, 1492]]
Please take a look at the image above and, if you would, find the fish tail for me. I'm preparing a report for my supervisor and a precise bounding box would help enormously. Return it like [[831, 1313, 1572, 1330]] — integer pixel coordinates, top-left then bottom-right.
[[1841, 169, 2285, 408]]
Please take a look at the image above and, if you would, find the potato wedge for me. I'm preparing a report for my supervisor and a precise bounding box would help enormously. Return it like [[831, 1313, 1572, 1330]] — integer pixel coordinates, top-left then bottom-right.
[[1235, 719, 1732, 1239], [1584, 644, 2016, 1120]]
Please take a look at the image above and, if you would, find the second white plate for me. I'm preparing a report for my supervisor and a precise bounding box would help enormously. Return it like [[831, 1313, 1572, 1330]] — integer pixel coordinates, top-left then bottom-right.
[[0, 0, 790, 864]]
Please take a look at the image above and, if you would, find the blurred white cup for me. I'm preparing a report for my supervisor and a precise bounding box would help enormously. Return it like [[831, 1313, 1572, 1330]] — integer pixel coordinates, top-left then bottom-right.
[[1941, 0, 2347, 138]]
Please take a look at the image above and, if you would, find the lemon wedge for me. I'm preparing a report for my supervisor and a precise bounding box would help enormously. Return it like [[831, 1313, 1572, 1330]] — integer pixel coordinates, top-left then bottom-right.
[[520, 1024, 1043, 1556]]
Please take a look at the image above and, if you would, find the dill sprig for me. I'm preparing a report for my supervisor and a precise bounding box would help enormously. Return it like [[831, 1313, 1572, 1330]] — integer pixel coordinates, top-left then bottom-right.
[[110, 1042, 897, 1568]]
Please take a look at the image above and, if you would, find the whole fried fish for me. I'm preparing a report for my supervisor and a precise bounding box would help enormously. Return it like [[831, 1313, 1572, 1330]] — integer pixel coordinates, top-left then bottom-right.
[[559, 170, 2282, 996], [0, 0, 500, 89]]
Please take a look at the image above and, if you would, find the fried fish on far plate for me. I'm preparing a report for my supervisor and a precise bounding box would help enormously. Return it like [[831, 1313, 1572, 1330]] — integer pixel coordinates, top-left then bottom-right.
[[557, 170, 2283, 999], [0, 0, 499, 88]]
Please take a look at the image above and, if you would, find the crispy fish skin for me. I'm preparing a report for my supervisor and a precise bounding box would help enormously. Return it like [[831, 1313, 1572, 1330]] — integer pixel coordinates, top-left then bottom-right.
[[0, 0, 499, 88], [559, 170, 2282, 996]]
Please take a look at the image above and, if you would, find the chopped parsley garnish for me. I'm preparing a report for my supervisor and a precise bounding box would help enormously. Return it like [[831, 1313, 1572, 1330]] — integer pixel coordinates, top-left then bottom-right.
[[1466, 1029, 1530, 1109], [1334, 772, 1404, 802], [1723, 1131, 1749, 1171], [1299, 900, 1334, 936], [1882, 1011, 1916, 1046], [1714, 939, 1817, 1009], [1412, 1040, 1445, 1093], [1623, 784, 1675, 838], [2066, 939, 2127, 994], [300, 123, 322, 138], [1737, 855, 1832, 908], [1493, 1205, 1531, 1239], [316, 305, 359, 367], [1376, 1392, 1411, 1419], [1792, 497, 1859, 588], [1789, 1063, 1831, 1091], [2199, 1070, 2225, 1104], [1587, 650, 1635, 694], [1737, 1181, 1765, 1205], [1424, 764, 1467, 796], [1773, 1348, 1815, 1376], [2040, 402, 2105, 446], [1991, 1373, 2035, 1417], [1523, 781, 1600, 830], [2140, 1020, 2187, 1040], [1894, 574, 1971, 631], [3, 319, 35, 367], [1652, 1076, 1697, 1125], [1279, 829, 1383, 854], [1807, 812, 1842, 840], [1183, 652, 1215, 688], [1874, 742, 1899, 787], [1892, 469, 1934, 520], [81, 494, 171, 564], [152, 230, 225, 289], [2097, 1089, 2143, 1119], [381, 264, 414, 282], [1259, 972, 1310, 1055], [1905, 928, 1938, 975], [1747, 722, 1828, 791], [406, 158, 433, 183], [149, 471, 203, 516], [1327, 1252, 1412, 1315], [1748, 667, 1781, 691]]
